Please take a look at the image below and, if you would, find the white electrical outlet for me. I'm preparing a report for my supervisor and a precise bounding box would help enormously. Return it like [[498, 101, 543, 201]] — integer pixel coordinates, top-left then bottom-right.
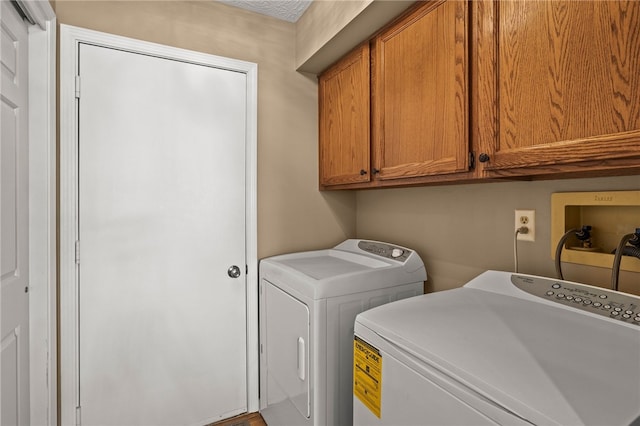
[[515, 210, 535, 242]]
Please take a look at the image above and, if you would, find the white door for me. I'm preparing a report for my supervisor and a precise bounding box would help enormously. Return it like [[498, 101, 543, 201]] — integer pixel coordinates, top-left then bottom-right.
[[77, 43, 247, 425], [1, 2, 30, 425]]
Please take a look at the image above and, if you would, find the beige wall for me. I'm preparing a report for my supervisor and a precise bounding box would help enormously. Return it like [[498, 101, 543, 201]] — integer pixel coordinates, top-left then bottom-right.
[[296, 0, 370, 70], [295, 0, 413, 73], [356, 175, 640, 295], [52, 0, 357, 259]]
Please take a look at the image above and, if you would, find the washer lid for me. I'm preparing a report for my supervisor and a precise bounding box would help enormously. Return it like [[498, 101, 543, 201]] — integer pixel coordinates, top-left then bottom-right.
[[355, 271, 640, 426]]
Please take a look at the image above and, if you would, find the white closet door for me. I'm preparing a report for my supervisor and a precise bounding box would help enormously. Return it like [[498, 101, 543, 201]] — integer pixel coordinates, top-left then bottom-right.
[[78, 42, 247, 426], [1, 2, 30, 425]]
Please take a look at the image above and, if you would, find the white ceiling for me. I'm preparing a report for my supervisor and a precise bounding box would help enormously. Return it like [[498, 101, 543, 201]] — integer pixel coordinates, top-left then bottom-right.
[[218, 0, 312, 23]]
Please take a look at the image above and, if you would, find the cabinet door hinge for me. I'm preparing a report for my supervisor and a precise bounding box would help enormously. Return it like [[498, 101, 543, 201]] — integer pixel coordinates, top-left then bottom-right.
[[75, 240, 80, 265], [75, 75, 81, 98], [468, 152, 476, 170]]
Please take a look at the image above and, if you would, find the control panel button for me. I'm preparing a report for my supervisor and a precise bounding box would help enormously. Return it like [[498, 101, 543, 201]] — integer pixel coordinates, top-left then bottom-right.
[[509, 274, 640, 327]]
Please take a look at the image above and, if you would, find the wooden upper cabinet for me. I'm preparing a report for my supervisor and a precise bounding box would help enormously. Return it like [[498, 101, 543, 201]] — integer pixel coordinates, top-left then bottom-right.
[[318, 44, 370, 187], [373, 0, 469, 181], [477, 0, 640, 176]]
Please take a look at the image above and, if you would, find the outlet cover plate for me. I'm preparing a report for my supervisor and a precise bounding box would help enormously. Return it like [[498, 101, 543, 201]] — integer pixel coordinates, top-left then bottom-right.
[[515, 209, 535, 242]]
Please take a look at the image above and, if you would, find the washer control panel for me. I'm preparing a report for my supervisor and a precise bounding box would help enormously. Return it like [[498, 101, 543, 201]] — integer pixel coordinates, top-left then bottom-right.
[[358, 240, 411, 262], [511, 275, 640, 326]]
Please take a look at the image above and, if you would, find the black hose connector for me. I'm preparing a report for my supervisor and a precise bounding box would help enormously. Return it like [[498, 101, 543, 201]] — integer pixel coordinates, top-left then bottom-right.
[[628, 228, 640, 247], [611, 228, 640, 291], [620, 246, 640, 259], [575, 226, 592, 242], [555, 226, 592, 280]]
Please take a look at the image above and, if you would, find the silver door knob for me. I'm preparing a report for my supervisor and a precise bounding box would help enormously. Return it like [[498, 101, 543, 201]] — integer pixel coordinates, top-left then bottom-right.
[[228, 265, 241, 278]]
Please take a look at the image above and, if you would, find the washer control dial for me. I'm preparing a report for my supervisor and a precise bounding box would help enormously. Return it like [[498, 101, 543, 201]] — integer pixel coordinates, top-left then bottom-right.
[[391, 248, 404, 258]]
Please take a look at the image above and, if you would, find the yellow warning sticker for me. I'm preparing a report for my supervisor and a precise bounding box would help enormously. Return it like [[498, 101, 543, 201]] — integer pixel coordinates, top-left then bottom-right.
[[353, 336, 382, 418]]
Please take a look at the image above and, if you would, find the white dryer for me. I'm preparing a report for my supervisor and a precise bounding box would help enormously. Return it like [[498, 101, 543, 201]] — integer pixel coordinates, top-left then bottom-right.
[[353, 270, 640, 425], [259, 239, 426, 426]]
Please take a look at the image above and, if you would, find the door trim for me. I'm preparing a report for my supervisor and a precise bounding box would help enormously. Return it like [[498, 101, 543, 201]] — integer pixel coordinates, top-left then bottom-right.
[[59, 25, 259, 424], [17, 1, 57, 424]]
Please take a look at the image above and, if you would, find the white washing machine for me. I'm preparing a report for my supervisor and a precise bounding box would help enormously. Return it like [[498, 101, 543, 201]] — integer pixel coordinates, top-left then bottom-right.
[[259, 239, 426, 426], [353, 270, 640, 425]]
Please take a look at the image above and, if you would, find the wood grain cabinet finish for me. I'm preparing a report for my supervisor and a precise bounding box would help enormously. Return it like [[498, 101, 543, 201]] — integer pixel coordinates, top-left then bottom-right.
[[318, 44, 370, 187], [318, 0, 640, 190], [373, 0, 470, 181], [476, 0, 640, 177]]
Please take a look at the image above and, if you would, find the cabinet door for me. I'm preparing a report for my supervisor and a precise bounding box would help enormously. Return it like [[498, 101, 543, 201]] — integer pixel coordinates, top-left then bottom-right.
[[373, 0, 469, 181], [319, 44, 370, 187], [477, 0, 640, 176]]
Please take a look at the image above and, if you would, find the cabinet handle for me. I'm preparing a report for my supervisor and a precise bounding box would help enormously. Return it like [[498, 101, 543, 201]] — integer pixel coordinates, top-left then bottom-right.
[[478, 153, 490, 163], [372, 168, 380, 174], [360, 169, 367, 175]]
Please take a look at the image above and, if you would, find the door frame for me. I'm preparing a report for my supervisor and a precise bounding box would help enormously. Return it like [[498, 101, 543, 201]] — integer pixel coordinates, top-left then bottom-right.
[[6, 1, 58, 425], [59, 25, 259, 424]]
